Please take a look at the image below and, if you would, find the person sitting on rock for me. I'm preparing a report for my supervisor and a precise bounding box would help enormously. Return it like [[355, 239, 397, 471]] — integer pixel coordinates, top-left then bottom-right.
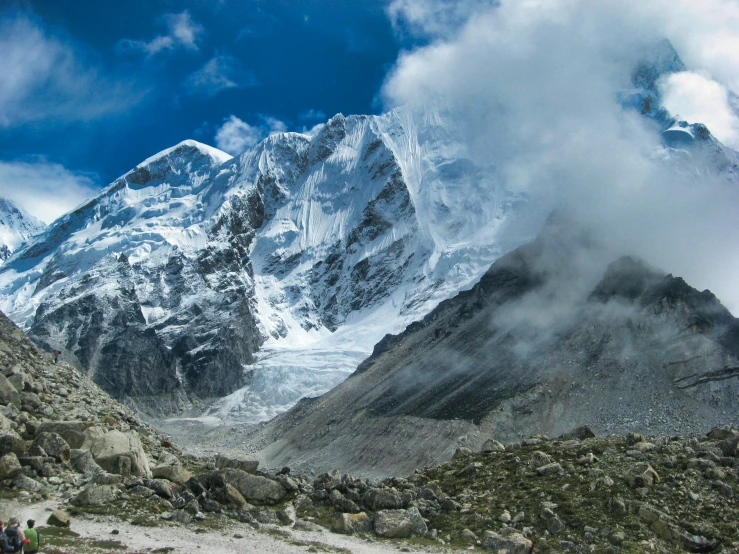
[[23, 521, 39, 554]]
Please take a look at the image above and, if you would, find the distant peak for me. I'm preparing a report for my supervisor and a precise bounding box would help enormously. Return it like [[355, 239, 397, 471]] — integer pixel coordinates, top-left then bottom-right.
[[137, 139, 233, 168]]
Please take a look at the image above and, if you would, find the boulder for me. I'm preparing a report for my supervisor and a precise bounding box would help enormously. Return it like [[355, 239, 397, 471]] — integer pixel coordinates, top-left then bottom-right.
[[331, 512, 372, 534], [0, 413, 12, 432], [482, 531, 533, 554], [32, 432, 71, 463], [70, 449, 103, 475], [215, 454, 259, 474], [12, 474, 44, 492], [220, 468, 286, 504], [481, 439, 505, 452], [0, 374, 19, 407], [0, 432, 25, 457], [374, 509, 414, 538], [406, 506, 427, 536], [38, 421, 88, 449], [0, 453, 22, 479], [47, 510, 71, 527], [71, 484, 119, 506], [626, 463, 660, 488], [216, 483, 247, 507], [362, 487, 405, 510], [144, 479, 174, 499], [536, 462, 563, 476], [8, 372, 29, 393], [560, 425, 596, 440], [83, 428, 151, 478], [151, 452, 191, 484]]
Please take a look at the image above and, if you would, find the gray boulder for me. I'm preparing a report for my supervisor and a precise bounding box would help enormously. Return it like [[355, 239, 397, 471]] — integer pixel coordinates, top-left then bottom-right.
[[47, 510, 70, 527], [151, 452, 191, 484], [12, 474, 44, 492], [71, 484, 119, 506], [482, 531, 533, 554], [0, 432, 25, 457], [38, 421, 88, 448], [481, 439, 506, 452], [362, 487, 405, 510], [220, 468, 286, 504], [0, 374, 19, 407], [70, 449, 103, 475], [215, 454, 259, 474], [83, 428, 151, 478], [374, 509, 414, 538], [0, 453, 22, 479], [32, 432, 71, 463]]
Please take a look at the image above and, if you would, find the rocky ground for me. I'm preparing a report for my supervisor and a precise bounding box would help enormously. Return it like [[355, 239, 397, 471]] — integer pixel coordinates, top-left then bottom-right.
[[1, 309, 739, 553]]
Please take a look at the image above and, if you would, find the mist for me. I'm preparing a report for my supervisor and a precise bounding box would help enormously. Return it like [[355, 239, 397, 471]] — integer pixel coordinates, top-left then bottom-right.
[[382, 0, 739, 314]]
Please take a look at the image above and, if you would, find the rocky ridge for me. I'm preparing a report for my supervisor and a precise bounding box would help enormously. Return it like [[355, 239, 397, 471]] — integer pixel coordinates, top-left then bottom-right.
[[1, 308, 739, 553]]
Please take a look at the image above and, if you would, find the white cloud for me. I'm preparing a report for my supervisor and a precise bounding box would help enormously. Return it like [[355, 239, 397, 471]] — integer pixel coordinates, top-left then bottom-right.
[[117, 11, 203, 55], [185, 55, 256, 97], [660, 71, 739, 149], [0, 15, 144, 127], [215, 116, 264, 154], [214, 115, 289, 155], [387, 0, 496, 38], [382, 0, 739, 312], [0, 160, 99, 224]]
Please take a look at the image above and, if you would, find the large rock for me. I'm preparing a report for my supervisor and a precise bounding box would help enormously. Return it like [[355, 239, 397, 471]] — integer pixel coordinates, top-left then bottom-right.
[[32, 432, 71, 463], [0, 374, 19, 407], [374, 510, 414, 538], [215, 454, 259, 474], [47, 510, 71, 527], [362, 487, 405, 510], [71, 484, 119, 506], [0, 432, 25, 457], [0, 453, 22, 479], [12, 474, 44, 492], [70, 449, 103, 475], [482, 531, 533, 554], [220, 468, 286, 504], [83, 428, 151, 478], [38, 421, 88, 449], [626, 463, 660, 488], [151, 452, 191, 484], [481, 439, 505, 452], [331, 512, 372, 534]]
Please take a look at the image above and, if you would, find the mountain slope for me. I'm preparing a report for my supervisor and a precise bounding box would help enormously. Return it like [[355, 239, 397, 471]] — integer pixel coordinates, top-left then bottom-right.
[[0, 113, 541, 416], [242, 218, 739, 478], [0, 198, 46, 263]]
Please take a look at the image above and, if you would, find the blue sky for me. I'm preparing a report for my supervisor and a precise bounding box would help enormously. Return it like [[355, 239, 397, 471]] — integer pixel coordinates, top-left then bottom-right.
[[0, 0, 415, 222]]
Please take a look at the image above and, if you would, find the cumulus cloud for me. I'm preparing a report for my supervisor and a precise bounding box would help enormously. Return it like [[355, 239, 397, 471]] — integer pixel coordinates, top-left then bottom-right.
[[117, 11, 203, 55], [659, 71, 739, 149], [0, 14, 145, 127], [185, 55, 256, 96], [387, 0, 496, 38], [383, 0, 739, 312], [298, 109, 327, 122], [0, 160, 99, 224], [214, 115, 289, 155]]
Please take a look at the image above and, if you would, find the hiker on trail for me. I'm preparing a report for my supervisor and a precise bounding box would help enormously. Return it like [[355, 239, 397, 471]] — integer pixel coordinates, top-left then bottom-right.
[[23, 521, 39, 554], [4, 518, 24, 553], [0, 521, 7, 553], [53, 349, 61, 364]]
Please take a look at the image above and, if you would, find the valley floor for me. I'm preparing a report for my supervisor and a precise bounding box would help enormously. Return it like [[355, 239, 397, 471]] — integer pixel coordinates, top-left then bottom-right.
[[4, 499, 457, 554]]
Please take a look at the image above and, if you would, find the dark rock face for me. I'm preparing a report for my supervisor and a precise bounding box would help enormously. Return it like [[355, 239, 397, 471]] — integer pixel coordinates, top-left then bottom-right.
[[247, 220, 739, 477]]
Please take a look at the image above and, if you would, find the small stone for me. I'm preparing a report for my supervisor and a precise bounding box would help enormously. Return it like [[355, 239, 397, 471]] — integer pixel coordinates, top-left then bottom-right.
[[547, 516, 565, 534], [461, 529, 477, 541], [499, 510, 512, 523], [536, 462, 563, 476]]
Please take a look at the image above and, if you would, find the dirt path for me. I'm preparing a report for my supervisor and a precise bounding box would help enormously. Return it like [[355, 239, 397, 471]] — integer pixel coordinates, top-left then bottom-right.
[[4, 500, 459, 554]]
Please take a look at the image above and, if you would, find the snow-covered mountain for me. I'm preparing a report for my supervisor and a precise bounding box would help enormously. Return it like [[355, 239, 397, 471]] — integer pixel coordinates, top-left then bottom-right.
[[0, 114, 542, 416], [0, 42, 735, 421], [0, 198, 46, 263]]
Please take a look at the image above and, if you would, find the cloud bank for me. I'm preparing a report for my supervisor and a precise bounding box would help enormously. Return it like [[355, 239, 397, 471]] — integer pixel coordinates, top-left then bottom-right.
[[0, 14, 145, 127], [214, 115, 289, 155], [0, 160, 98, 224], [383, 0, 739, 312]]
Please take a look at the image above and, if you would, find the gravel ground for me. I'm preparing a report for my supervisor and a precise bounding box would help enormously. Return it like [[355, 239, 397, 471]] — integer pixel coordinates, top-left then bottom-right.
[[4, 500, 458, 554]]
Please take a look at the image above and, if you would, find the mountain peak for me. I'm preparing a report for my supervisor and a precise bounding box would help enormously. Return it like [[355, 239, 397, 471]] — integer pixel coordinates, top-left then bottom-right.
[[0, 197, 46, 262], [136, 139, 233, 169]]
